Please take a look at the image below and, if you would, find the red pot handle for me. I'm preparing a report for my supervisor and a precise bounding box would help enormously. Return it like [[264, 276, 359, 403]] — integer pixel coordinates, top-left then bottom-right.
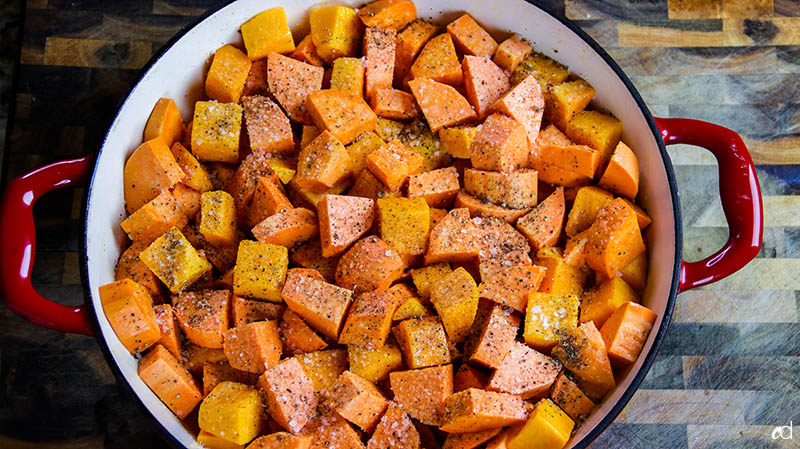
[[655, 117, 763, 293], [0, 155, 95, 336]]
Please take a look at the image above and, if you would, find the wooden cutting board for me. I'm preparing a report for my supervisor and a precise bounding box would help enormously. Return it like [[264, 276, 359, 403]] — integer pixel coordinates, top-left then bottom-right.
[[1, 1, 798, 448]]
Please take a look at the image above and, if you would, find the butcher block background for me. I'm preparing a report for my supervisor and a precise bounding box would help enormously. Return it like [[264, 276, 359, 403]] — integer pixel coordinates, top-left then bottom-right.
[[1, 0, 799, 448]]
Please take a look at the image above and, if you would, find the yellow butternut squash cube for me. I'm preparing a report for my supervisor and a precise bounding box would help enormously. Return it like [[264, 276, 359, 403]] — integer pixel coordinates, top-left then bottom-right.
[[566, 110, 623, 164], [535, 249, 585, 296], [511, 52, 569, 88], [620, 252, 647, 291], [198, 381, 265, 445], [375, 117, 405, 142], [348, 341, 403, 383], [197, 430, 244, 449], [392, 295, 431, 321], [309, 6, 363, 63], [377, 197, 431, 256], [392, 316, 451, 369], [347, 131, 385, 176], [564, 186, 613, 238], [439, 126, 478, 159], [241, 8, 295, 60], [295, 348, 348, 392], [140, 227, 211, 294], [233, 240, 288, 302], [507, 399, 574, 449], [545, 79, 595, 130], [580, 277, 638, 329], [191, 101, 242, 163], [200, 191, 237, 247], [205, 45, 252, 104], [330, 57, 365, 97], [524, 292, 579, 351], [265, 158, 295, 184], [410, 263, 452, 297], [430, 267, 479, 343]]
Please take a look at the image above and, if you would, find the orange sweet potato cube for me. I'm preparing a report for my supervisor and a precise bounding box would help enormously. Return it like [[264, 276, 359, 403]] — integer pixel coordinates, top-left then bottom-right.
[[295, 131, 352, 193], [515, 187, 565, 252], [153, 304, 182, 358], [268, 52, 324, 124], [249, 433, 312, 449], [463, 302, 520, 369], [144, 98, 186, 148], [246, 176, 293, 228], [123, 137, 185, 214], [462, 56, 509, 119], [366, 139, 424, 191], [170, 141, 213, 193], [232, 295, 285, 327], [580, 276, 638, 329], [390, 364, 453, 426], [358, 0, 417, 30], [371, 88, 420, 121], [410, 33, 462, 86], [425, 208, 479, 264], [585, 198, 646, 278], [453, 191, 529, 224], [242, 95, 295, 155], [443, 429, 501, 449], [493, 35, 532, 73], [258, 358, 317, 434], [170, 183, 202, 220], [339, 289, 402, 349], [364, 27, 396, 100], [307, 90, 378, 145], [291, 34, 325, 67], [348, 169, 401, 201], [280, 308, 328, 355], [205, 44, 252, 104], [252, 207, 319, 248], [99, 279, 160, 354], [367, 401, 421, 449], [120, 191, 188, 244], [301, 411, 365, 449], [281, 269, 353, 339], [173, 289, 230, 349], [115, 241, 164, 302], [446, 14, 497, 57], [408, 79, 476, 132], [488, 75, 545, 147], [454, 364, 488, 392], [477, 265, 545, 313], [536, 143, 601, 179], [407, 166, 460, 208], [550, 372, 596, 422], [242, 58, 271, 97], [469, 113, 528, 172], [394, 19, 439, 84], [223, 320, 282, 373], [440, 388, 529, 433], [335, 236, 406, 294], [487, 341, 560, 399], [600, 301, 657, 366], [138, 344, 203, 419], [317, 194, 375, 257], [535, 248, 585, 295], [346, 132, 386, 176], [325, 371, 389, 432], [464, 169, 538, 210], [552, 321, 615, 394], [598, 141, 640, 200]]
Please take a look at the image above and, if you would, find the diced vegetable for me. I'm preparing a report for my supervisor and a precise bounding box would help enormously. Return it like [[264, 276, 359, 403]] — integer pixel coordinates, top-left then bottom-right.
[[198, 381, 265, 444], [257, 358, 317, 434], [390, 364, 453, 425], [241, 8, 295, 60], [139, 345, 203, 419]]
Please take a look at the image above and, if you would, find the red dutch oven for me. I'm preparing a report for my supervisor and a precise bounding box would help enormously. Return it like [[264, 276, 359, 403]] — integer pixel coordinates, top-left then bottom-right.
[[0, 0, 763, 448]]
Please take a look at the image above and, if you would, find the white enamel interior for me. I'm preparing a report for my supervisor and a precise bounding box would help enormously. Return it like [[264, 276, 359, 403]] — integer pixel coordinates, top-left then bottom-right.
[[84, 1, 678, 447]]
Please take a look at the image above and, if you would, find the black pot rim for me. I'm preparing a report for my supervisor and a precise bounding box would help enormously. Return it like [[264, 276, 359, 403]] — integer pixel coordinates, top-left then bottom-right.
[[80, 1, 682, 448]]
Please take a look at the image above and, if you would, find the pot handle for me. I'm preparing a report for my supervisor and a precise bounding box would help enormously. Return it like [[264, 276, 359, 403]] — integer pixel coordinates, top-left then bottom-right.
[[0, 155, 95, 336], [654, 117, 763, 293]]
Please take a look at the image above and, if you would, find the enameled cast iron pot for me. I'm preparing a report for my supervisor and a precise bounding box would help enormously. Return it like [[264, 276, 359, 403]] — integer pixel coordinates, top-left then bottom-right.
[[0, 1, 764, 448]]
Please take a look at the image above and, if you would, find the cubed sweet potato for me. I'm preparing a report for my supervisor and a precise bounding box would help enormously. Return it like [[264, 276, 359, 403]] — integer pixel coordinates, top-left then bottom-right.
[[349, 340, 404, 384], [523, 291, 579, 351], [464, 169, 537, 210], [171, 183, 202, 220], [280, 308, 328, 355], [410, 33, 462, 86], [257, 358, 317, 434], [192, 101, 242, 163], [545, 79, 595, 130], [446, 14, 497, 57], [331, 57, 365, 96], [293, 131, 352, 193], [242, 96, 294, 155], [394, 19, 439, 85], [443, 428, 501, 449], [325, 371, 389, 432], [339, 289, 402, 349], [598, 141, 640, 200], [99, 279, 160, 354], [425, 208, 479, 264], [291, 35, 325, 67], [153, 304, 181, 358], [233, 240, 288, 301], [366, 139, 423, 191], [144, 98, 186, 149], [535, 143, 601, 180], [550, 372, 595, 422], [231, 296, 284, 327], [124, 137, 185, 214], [364, 27, 396, 100], [223, 320, 281, 375], [358, 0, 417, 30], [488, 75, 545, 147], [477, 265, 545, 313], [282, 269, 353, 339], [430, 267, 479, 343], [409, 78, 476, 132], [121, 191, 188, 244], [246, 176, 293, 228], [116, 242, 164, 301], [440, 388, 528, 433], [463, 302, 520, 368], [585, 198, 646, 278], [580, 277, 638, 329], [138, 345, 203, 419], [469, 113, 528, 172], [267, 52, 324, 124], [173, 289, 230, 349], [252, 207, 318, 248], [248, 433, 312, 449], [600, 301, 656, 366], [390, 364, 453, 426], [515, 187, 565, 252], [462, 56, 509, 119], [505, 399, 573, 449], [200, 381, 265, 444], [371, 88, 420, 120], [317, 194, 375, 258], [170, 142, 213, 193], [488, 341, 560, 399], [535, 248, 585, 295], [454, 364, 488, 393], [406, 166, 459, 208], [493, 35, 532, 73], [335, 236, 406, 294], [295, 348, 348, 392], [140, 227, 212, 293], [301, 411, 365, 449], [453, 191, 529, 224], [307, 90, 378, 146], [242, 59, 270, 98], [552, 321, 615, 395], [392, 317, 451, 369], [241, 8, 295, 60], [205, 44, 252, 104], [367, 401, 421, 449], [309, 5, 363, 63]]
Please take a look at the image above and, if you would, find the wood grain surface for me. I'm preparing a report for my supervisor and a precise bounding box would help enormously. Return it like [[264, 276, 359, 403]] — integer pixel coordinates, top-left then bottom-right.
[[1, 1, 799, 448]]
